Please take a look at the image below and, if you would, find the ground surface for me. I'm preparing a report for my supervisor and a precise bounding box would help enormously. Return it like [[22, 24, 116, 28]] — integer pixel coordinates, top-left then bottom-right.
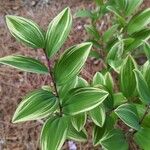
[[0, 0, 150, 150]]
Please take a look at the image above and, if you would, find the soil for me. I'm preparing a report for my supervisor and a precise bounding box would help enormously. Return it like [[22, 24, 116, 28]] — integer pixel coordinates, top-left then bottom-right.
[[0, 0, 150, 150]]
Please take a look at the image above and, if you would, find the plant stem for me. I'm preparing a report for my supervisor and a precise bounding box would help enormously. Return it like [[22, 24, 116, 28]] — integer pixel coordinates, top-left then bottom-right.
[[44, 51, 63, 116], [132, 105, 150, 135], [139, 105, 150, 125]]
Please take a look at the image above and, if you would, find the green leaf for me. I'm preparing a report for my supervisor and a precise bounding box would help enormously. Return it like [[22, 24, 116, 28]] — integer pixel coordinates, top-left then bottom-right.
[[134, 127, 150, 150], [103, 24, 118, 42], [71, 113, 87, 131], [12, 89, 58, 123], [106, 6, 126, 25], [127, 8, 150, 34], [125, 0, 143, 16], [89, 39, 101, 49], [67, 125, 87, 142], [74, 9, 95, 19], [108, 60, 122, 73], [92, 125, 106, 146], [76, 76, 89, 88], [95, 0, 104, 5], [85, 25, 100, 40], [115, 103, 141, 130], [104, 72, 114, 93], [120, 55, 137, 98], [0, 55, 48, 74], [89, 50, 100, 59], [124, 28, 150, 52], [100, 129, 128, 150], [42, 85, 52, 92], [107, 41, 123, 62], [6, 15, 45, 48], [41, 116, 68, 150], [144, 42, 150, 61], [92, 72, 105, 86], [54, 42, 92, 85], [134, 69, 150, 104], [45, 7, 72, 58], [89, 105, 106, 127], [62, 87, 108, 115], [103, 95, 114, 111], [103, 72, 114, 110], [92, 115, 117, 146], [114, 0, 143, 16], [113, 0, 126, 10], [58, 77, 77, 100], [143, 61, 150, 91], [113, 92, 127, 107], [131, 28, 150, 40], [107, 41, 124, 73]]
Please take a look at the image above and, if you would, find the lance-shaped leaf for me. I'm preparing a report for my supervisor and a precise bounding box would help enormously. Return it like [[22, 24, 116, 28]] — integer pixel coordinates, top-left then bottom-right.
[[113, 0, 126, 10], [127, 8, 150, 34], [54, 42, 92, 85], [89, 105, 106, 127], [103, 24, 118, 42], [134, 69, 150, 104], [126, 0, 143, 16], [62, 87, 108, 115], [71, 113, 87, 131], [67, 125, 87, 142], [106, 40, 124, 73], [89, 50, 100, 59], [92, 125, 106, 146], [120, 55, 137, 98], [103, 73, 114, 110], [106, 6, 126, 25], [125, 28, 150, 52], [76, 76, 89, 88], [41, 116, 68, 150], [0, 55, 48, 74], [45, 7, 72, 58], [113, 92, 127, 107], [100, 129, 128, 150], [95, 0, 103, 5], [115, 103, 141, 130], [6, 15, 45, 48], [116, 0, 143, 16], [104, 72, 114, 93], [85, 25, 100, 40], [74, 9, 95, 19], [92, 115, 116, 146], [12, 89, 58, 123], [57, 77, 77, 100], [92, 72, 105, 86], [143, 61, 150, 91], [144, 42, 150, 61], [134, 127, 150, 150]]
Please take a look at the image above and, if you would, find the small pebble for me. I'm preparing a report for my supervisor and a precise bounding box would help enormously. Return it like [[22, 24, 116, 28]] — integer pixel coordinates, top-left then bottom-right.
[[68, 141, 77, 150]]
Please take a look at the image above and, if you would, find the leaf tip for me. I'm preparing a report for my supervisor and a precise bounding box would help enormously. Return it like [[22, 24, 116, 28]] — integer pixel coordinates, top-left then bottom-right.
[[84, 42, 93, 49], [12, 115, 18, 123]]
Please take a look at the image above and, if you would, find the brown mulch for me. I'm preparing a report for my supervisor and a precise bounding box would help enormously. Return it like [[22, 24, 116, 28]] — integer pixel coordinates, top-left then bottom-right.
[[0, 0, 150, 150]]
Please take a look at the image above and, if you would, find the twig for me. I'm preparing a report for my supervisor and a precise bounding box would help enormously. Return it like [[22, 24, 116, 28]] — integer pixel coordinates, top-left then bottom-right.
[[139, 105, 150, 125], [132, 105, 150, 135], [43, 50, 63, 116]]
